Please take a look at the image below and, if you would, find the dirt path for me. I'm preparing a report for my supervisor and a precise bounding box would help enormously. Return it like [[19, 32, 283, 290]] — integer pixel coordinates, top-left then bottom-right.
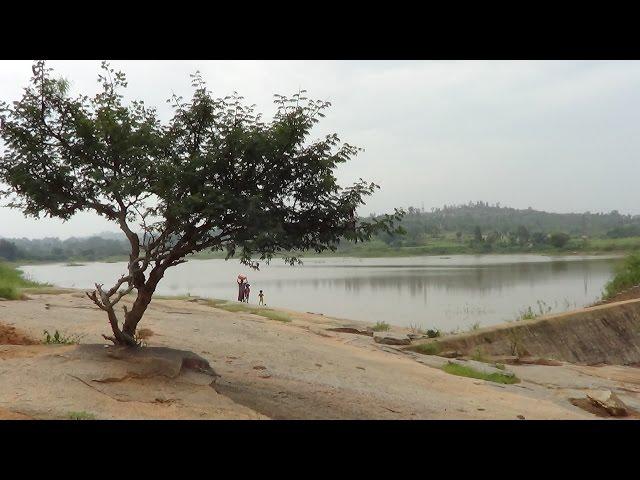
[[1, 291, 639, 419]]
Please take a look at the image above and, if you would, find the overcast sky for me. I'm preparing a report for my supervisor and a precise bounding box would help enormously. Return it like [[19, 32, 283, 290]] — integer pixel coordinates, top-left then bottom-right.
[[1, 60, 639, 239]]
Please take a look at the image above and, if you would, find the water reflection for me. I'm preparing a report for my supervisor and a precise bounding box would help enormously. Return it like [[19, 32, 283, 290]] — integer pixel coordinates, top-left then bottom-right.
[[20, 255, 620, 330]]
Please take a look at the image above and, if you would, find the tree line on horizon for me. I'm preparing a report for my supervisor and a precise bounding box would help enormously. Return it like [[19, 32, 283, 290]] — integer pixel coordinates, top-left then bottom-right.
[[366, 201, 640, 249], [2, 202, 639, 262]]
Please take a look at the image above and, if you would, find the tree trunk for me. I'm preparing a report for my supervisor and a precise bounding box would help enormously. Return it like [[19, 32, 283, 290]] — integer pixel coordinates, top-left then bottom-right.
[[121, 287, 154, 340], [105, 304, 138, 347], [120, 269, 164, 343]]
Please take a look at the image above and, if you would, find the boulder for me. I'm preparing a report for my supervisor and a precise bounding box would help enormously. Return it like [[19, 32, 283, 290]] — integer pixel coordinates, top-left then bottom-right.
[[586, 390, 628, 417], [373, 331, 412, 346]]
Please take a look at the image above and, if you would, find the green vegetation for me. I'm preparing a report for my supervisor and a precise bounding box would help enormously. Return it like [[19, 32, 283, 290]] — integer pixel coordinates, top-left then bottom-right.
[[371, 321, 390, 332], [308, 202, 640, 257], [441, 362, 520, 384], [0, 235, 129, 264], [68, 411, 96, 420], [43, 329, 82, 345], [211, 300, 291, 323], [0, 261, 48, 300], [410, 342, 441, 355], [3, 203, 640, 266], [602, 254, 640, 300], [516, 300, 552, 321]]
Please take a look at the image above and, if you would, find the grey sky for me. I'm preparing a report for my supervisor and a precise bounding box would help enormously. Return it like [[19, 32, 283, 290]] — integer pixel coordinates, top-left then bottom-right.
[[1, 60, 639, 239]]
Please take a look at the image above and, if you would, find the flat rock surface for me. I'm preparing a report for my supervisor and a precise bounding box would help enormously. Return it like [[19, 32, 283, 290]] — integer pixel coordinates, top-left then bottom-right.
[[0, 343, 262, 420], [2, 291, 640, 419]]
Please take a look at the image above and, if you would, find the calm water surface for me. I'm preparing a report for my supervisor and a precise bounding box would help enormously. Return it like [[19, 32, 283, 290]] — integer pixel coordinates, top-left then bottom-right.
[[21, 254, 621, 330]]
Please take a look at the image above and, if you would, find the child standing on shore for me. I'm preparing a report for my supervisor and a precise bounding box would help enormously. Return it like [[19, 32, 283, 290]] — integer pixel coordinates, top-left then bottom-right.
[[258, 290, 264, 306]]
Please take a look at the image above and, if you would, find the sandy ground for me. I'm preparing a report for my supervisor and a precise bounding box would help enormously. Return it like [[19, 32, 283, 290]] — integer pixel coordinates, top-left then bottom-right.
[[1, 291, 639, 419]]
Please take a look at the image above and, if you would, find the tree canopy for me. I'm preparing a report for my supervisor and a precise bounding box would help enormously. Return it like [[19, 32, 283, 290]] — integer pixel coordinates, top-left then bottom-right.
[[0, 61, 402, 345]]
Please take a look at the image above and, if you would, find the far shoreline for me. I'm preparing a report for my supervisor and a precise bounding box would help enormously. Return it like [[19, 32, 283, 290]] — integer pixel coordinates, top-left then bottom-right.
[[12, 249, 628, 267]]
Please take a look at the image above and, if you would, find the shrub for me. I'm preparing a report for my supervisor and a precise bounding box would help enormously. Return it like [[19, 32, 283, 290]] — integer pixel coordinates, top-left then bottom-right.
[[0, 261, 46, 299], [603, 254, 640, 299], [549, 232, 570, 248], [372, 321, 390, 332], [43, 329, 81, 345]]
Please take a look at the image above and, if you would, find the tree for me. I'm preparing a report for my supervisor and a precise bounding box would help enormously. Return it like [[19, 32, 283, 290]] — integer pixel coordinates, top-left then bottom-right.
[[473, 226, 483, 243], [516, 225, 529, 245], [0, 61, 403, 346], [531, 231, 547, 245], [0, 239, 19, 261], [549, 232, 570, 248]]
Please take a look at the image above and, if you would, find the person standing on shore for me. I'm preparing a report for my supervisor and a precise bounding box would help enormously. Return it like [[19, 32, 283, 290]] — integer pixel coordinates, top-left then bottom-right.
[[258, 290, 264, 306], [237, 276, 246, 302], [244, 283, 251, 303]]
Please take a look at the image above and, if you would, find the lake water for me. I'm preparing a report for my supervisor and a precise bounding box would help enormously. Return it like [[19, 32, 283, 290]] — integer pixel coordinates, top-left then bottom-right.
[[20, 254, 621, 331]]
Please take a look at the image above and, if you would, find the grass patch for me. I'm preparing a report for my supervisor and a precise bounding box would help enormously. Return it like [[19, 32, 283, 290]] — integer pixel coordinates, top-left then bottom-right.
[[212, 300, 292, 322], [0, 262, 50, 299], [371, 321, 390, 332], [201, 298, 231, 307], [441, 362, 520, 384], [602, 253, 640, 300], [68, 411, 96, 420], [43, 329, 82, 344], [256, 309, 292, 322], [65, 262, 85, 267], [410, 342, 440, 355], [152, 295, 293, 323]]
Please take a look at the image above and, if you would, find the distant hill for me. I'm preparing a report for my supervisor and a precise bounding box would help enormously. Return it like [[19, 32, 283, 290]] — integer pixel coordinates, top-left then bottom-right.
[[371, 202, 640, 243]]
